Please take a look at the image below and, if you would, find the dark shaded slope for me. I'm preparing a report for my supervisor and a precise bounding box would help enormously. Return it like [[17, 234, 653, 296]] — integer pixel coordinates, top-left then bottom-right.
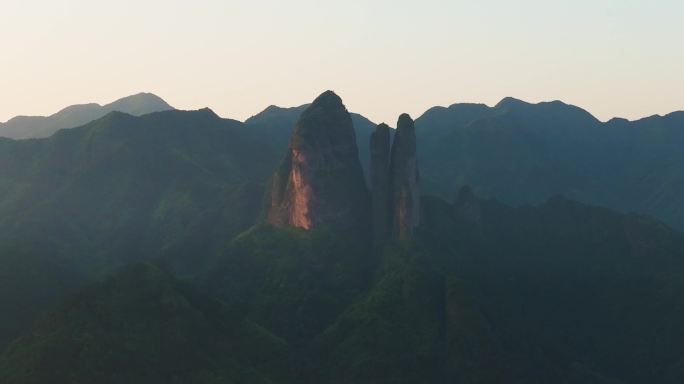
[[420, 191, 684, 383], [0, 109, 278, 266], [0, 263, 291, 384], [0, 109, 281, 348], [5, 191, 684, 382]]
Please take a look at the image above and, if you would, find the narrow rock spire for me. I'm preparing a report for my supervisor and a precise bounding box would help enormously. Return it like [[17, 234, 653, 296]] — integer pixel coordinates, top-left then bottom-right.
[[371, 123, 391, 245], [389, 114, 420, 238]]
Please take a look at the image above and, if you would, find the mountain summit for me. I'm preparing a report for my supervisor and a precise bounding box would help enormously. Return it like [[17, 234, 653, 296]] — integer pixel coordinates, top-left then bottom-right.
[[100, 92, 172, 116], [0, 92, 173, 139], [267, 91, 370, 230]]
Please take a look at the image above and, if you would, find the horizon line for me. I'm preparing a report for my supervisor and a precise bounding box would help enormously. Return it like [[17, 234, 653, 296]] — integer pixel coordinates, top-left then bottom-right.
[[2, 91, 683, 126]]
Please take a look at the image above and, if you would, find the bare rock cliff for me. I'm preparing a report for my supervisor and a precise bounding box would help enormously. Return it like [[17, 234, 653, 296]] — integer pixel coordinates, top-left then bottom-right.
[[268, 91, 370, 230]]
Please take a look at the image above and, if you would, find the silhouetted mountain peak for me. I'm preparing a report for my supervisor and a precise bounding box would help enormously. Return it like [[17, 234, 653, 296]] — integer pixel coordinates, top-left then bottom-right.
[[104, 92, 172, 113], [663, 111, 684, 125], [666, 111, 684, 118], [192, 107, 220, 118], [245, 104, 309, 125], [0, 93, 174, 140], [448, 102, 489, 110], [607, 117, 630, 124], [54, 103, 101, 115], [116, 92, 165, 102], [312, 90, 343, 107], [495, 97, 529, 109], [493, 97, 600, 125], [397, 113, 414, 128], [259, 104, 285, 115], [88, 110, 137, 127]]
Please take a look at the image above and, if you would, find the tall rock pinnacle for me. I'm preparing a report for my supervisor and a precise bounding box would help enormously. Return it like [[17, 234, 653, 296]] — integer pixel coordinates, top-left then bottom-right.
[[390, 114, 420, 238], [371, 123, 391, 245], [267, 91, 369, 230]]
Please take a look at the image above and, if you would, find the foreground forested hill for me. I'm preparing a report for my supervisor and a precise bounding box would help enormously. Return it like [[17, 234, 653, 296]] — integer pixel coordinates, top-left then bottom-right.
[[0, 108, 281, 348], [3, 192, 684, 383]]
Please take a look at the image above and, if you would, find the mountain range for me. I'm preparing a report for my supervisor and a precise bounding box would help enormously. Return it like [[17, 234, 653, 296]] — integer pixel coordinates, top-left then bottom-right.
[[247, 96, 684, 230], [7, 91, 684, 231], [414, 98, 684, 230], [0, 93, 173, 139], [0, 91, 683, 383]]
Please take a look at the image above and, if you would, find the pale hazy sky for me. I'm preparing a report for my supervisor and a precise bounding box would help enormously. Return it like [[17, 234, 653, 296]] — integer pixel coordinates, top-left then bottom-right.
[[1, 0, 683, 124]]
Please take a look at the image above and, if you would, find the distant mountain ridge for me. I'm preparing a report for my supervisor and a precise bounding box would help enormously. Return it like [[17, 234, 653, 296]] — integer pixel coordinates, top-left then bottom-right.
[[414, 97, 684, 229], [0, 93, 174, 139]]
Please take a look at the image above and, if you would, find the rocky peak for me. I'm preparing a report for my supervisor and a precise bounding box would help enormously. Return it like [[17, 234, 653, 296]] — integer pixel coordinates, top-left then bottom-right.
[[371, 123, 391, 245], [267, 91, 369, 231], [390, 114, 420, 238]]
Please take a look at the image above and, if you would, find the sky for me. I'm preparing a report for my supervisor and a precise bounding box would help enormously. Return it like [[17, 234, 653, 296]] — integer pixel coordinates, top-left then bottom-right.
[[1, 0, 683, 124]]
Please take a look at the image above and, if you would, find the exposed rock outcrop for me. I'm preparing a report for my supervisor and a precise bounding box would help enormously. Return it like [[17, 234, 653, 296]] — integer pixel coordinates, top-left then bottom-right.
[[267, 91, 369, 230], [390, 114, 420, 238], [266, 92, 420, 238], [371, 123, 391, 245]]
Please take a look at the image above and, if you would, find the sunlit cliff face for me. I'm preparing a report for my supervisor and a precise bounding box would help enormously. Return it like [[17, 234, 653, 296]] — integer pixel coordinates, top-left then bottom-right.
[[267, 91, 370, 232], [288, 149, 314, 229]]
